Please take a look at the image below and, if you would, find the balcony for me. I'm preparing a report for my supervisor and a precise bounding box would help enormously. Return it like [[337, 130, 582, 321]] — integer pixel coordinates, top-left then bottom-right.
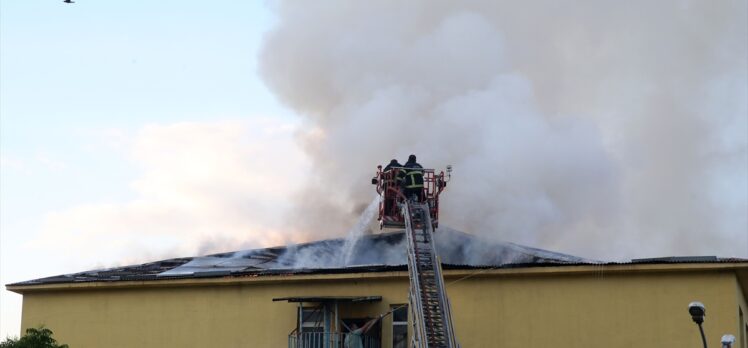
[[288, 331, 380, 348]]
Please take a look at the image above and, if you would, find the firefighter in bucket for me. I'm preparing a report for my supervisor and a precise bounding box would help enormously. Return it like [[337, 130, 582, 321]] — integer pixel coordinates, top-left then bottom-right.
[[402, 154, 424, 202], [373, 154, 450, 230]]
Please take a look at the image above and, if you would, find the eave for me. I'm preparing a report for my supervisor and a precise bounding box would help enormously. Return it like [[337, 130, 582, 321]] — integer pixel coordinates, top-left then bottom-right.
[[8, 262, 748, 295]]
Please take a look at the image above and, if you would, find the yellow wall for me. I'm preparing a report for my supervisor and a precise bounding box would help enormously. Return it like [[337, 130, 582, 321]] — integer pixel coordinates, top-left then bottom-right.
[[20, 276, 410, 348], [14, 267, 746, 348], [445, 270, 740, 348], [737, 281, 748, 348]]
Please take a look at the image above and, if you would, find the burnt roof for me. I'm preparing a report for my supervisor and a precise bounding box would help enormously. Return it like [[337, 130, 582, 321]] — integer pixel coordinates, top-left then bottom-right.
[[8, 229, 747, 287]]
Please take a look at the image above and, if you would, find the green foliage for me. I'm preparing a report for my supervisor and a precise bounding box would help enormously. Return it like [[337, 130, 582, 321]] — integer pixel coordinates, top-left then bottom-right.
[[0, 327, 69, 348]]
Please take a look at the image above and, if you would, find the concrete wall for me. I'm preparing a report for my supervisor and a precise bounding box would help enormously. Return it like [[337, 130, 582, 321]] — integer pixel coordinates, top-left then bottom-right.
[[15, 267, 745, 348]]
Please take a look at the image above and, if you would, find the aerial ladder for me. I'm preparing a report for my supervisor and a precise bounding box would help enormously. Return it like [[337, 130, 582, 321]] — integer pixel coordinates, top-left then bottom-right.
[[373, 164, 459, 348]]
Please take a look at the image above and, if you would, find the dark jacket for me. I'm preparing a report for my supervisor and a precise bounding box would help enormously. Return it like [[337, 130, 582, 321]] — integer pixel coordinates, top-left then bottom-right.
[[403, 160, 424, 188], [384, 160, 402, 172], [383, 160, 404, 185]]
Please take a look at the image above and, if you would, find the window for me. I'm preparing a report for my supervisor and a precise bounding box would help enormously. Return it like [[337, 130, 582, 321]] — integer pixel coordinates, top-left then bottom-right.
[[298, 307, 325, 348], [300, 307, 324, 333], [392, 304, 408, 348]]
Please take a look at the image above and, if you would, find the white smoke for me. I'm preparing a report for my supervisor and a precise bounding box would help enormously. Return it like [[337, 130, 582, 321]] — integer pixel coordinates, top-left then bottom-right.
[[277, 196, 380, 269], [260, 1, 747, 260], [339, 196, 380, 265]]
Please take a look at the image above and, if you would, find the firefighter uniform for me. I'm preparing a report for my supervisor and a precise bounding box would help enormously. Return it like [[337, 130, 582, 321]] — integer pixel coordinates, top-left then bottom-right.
[[403, 157, 424, 201]]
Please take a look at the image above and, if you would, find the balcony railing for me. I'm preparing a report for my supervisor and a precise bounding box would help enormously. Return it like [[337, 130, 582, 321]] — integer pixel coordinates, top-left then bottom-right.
[[288, 331, 380, 348]]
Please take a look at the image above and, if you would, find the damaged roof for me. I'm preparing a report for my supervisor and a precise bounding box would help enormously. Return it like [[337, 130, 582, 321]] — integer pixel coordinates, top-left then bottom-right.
[[8, 229, 746, 287]]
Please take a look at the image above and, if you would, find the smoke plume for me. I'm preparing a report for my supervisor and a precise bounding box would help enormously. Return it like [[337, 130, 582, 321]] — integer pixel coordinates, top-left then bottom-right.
[[260, 1, 747, 260]]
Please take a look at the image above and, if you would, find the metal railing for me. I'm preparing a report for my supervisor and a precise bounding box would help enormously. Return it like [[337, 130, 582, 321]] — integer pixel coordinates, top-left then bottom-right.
[[288, 332, 380, 348]]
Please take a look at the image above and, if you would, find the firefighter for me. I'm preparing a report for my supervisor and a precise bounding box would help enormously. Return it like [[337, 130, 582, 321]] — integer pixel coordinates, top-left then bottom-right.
[[382, 159, 403, 213], [403, 154, 424, 201], [383, 158, 402, 172], [383, 158, 406, 190]]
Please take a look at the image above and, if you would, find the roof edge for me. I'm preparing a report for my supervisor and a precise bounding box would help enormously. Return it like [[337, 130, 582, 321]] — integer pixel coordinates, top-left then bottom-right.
[[7, 262, 748, 294]]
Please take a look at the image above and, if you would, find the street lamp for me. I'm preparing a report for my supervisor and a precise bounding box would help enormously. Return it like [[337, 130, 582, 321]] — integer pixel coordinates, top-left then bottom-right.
[[688, 301, 708, 348]]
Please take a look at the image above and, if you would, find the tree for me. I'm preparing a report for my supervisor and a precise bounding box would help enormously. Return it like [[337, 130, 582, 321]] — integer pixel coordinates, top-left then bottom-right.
[[0, 327, 69, 348]]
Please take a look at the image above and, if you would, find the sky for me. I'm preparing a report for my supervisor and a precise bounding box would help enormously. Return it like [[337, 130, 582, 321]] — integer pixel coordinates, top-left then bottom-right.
[[1, 0, 746, 341], [0, 0, 305, 338]]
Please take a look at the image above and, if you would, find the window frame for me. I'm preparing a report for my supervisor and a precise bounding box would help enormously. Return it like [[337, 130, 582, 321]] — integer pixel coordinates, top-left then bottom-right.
[[391, 304, 408, 348], [299, 306, 325, 332]]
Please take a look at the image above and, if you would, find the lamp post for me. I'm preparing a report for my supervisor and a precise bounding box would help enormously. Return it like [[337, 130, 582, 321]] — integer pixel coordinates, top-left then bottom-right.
[[688, 301, 708, 348]]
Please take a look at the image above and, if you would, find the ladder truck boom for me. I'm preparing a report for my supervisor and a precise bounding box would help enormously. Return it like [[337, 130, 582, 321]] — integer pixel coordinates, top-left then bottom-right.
[[404, 201, 459, 348], [372, 164, 458, 347]]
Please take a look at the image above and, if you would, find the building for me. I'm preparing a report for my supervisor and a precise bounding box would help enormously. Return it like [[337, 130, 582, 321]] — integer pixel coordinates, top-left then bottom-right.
[[7, 230, 748, 348]]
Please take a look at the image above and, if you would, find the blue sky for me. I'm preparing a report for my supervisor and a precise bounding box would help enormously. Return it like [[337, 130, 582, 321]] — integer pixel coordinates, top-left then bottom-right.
[[1, 0, 300, 338]]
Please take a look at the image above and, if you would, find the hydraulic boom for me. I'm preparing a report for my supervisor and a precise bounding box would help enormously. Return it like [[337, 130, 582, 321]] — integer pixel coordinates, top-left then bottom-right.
[[372, 163, 457, 347], [403, 200, 459, 348]]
